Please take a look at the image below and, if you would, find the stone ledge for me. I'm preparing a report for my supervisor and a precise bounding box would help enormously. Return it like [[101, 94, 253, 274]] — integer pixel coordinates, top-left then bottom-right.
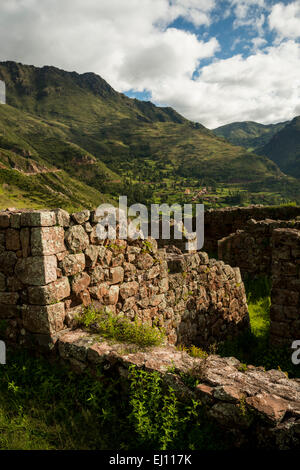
[[57, 330, 300, 445]]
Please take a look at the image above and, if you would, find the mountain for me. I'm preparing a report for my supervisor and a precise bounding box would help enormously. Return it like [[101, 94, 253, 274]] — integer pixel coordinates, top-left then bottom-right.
[[0, 60, 298, 210], [213, 121, 288, 151], [259, 116, 300, 178]]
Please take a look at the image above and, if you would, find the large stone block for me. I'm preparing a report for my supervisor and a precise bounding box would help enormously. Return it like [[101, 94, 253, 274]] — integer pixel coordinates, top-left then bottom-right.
[[15, 256, 57, 285], [22, 303, 65, 334], [21, 210, 56, 227], [65, 225, 89, 253], [28, 277, 70, 305], [31, 226, 65, 255]]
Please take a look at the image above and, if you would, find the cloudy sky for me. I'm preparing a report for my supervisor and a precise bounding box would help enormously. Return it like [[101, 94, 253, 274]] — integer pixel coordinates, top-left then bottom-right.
[[0, 0, 300, 127]]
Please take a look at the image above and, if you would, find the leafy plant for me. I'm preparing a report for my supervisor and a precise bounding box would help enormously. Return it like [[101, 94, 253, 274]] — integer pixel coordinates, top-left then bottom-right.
[[76, 306, 165, 348]]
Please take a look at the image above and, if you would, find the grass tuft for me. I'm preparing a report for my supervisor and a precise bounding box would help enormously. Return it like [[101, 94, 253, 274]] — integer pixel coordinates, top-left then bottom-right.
[[76, 306, 165, 348]]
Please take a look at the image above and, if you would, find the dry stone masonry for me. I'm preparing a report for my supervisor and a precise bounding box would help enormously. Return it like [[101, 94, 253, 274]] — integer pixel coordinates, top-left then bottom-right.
[[270, 228, 300, 346], [1, 207, 300, 448], [204, 205, 300, 253], [218, 218, 300, 276], [0, 208, 249, 350]]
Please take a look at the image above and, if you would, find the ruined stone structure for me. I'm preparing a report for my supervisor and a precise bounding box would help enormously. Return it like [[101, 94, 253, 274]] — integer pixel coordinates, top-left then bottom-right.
[[0, 208, 249, 351], [204, 205, 300, 253], [2, 207, 300, 448], [218, 218, 300, 277], [157, 204, 300, 254], [270, 228, 300, 347]]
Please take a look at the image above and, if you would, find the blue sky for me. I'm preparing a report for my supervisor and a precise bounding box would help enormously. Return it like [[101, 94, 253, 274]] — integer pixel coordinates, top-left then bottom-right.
[[0, 0, 299, 127], [127, 0, 300, 106]]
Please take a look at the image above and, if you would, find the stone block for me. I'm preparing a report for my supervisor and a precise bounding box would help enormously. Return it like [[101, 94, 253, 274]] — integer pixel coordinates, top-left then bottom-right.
[[28, 277, 71, 305], [119, 281, 139, 299], [109, 266, 124, 284], [22, 303, 65, 334], [20, 228, 30, 257], [89, 282, 109, 300], [0, 213, 10, 228], [21, 210, 56, 227], [137, 252, 154, 270], [71, 272, 90, 294], [54, 208, 70, 227], [5, 228, 21, 251], [71, 210, 90, 224], [0, 273, 5, 291], [90, 265, 105, 285], [15, 255, 57, 285], [65, 225, 89, 253], [0, 251, 18, 275], [31, 226, 65, 256], [61, 253, 85, 276], [104, 285, 119, 305], [85, 245, 100, 267], [0, 292, 19, 304]]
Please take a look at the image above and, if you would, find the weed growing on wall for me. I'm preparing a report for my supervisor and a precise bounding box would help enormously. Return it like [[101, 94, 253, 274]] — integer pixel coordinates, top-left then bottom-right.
[[76, 306, 165, 348]]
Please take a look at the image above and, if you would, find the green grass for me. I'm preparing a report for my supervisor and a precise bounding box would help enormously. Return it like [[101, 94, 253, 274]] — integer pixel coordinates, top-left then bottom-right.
[[76, 306, 165, 348], [218, 276, 300, 378], [0, 349, 231, 450]]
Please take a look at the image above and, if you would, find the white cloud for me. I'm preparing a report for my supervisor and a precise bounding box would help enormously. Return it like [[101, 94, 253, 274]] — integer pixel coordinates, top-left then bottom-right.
[[269, 1, 300, 39], [231, 0, 267, 35], [0, 0, 218, 92], [0, 0, 299, 128], [151, 40, 300, 128]]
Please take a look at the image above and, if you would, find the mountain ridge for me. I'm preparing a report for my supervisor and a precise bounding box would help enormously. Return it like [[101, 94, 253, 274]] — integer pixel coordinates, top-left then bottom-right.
[[0, 60, 299, 209]]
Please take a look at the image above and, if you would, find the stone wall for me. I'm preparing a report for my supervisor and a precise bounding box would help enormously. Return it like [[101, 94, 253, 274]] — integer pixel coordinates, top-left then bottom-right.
[[0, 208, 249, 351], [270, 228, 300, 346], [218, 219, 300, 277], [205, 205, 300, 253], [156, 205, 300, 254]]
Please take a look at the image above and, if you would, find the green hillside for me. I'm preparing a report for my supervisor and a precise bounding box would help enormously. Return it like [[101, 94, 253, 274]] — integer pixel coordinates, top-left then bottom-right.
[[259, 117, 300, 178], [213, 121, 288, 151], [0, 60, 299, 209]]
